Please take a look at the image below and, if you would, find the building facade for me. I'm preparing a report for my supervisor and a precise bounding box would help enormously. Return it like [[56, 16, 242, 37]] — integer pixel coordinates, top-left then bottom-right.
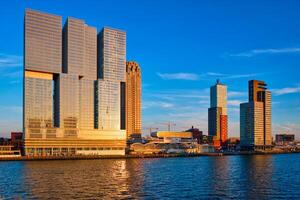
[[208, 80, 228, 147], [240, 80, 272, 150], [23, 9, 126, 156], [95, 27, 126, 132], [126, 61, 142, 139], [275, 134, 295, 145]]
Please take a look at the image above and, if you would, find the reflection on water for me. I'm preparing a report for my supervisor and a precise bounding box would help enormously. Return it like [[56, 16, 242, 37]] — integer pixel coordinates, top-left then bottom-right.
[[22, 159, 146, 199], [1, 154, 300, 199], [239, 155, 273, 199]]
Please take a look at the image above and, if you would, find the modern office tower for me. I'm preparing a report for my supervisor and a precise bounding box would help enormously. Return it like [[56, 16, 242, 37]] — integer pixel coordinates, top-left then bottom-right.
[[208, 79, 228, 147], [23, 9, 126, 156], [24, 10, 61, 141], [240, 80, 272, 150], [126, 61, 142, 139], [96, 28, 126, 131]]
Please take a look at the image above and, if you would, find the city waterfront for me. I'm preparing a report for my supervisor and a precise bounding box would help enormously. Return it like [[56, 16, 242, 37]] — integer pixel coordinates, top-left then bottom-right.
[[1, 154, 300, 199]]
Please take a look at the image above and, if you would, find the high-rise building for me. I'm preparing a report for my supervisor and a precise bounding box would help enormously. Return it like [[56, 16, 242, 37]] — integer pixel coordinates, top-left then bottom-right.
[[95, 27, 126, 131], [240, 80, 272, 150], [126, 61, 142, 139], [208, 80, 228, 147], [23, 9, 126, 156]]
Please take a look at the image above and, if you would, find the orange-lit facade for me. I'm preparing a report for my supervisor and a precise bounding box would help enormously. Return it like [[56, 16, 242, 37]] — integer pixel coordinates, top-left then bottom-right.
[[126, 61, 142, 139], [240, 80, 272, 150], [208, 80, 228, 147], [23, 9, 126, 156]]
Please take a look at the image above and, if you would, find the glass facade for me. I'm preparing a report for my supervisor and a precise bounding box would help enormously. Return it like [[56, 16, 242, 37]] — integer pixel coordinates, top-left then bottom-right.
[[23, 10, 127, 156], [97, 28, 126, 81], [63, 18, 84, 76], [84, 26, 97, 80], [95, 28, 126, 131], [25, 9, 62, 73], [24, 75, 54, 139], [55, 74, 80, 137], [79, 79, 95, 130], [95, 80, 120, 130]]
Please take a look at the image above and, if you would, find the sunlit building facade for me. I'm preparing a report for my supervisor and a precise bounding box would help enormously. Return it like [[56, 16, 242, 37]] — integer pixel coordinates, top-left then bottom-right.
[[240, 80, 272, 150], [95, 28, 126, 131], [208, 80, 228, 147], [23, 9, 126, 156], [126, 61, 142, 139]]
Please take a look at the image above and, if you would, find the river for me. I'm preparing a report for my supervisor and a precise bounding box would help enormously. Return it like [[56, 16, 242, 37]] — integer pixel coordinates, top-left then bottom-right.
[[0, 154, 300, 199]]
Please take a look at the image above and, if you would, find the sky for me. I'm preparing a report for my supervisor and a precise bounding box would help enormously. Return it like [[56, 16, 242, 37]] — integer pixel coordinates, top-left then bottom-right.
[[0, 0, 300, 138]]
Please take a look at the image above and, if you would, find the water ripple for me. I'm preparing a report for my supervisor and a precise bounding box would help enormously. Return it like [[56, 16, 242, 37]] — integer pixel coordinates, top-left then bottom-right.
[[0, 154, 300, 199]]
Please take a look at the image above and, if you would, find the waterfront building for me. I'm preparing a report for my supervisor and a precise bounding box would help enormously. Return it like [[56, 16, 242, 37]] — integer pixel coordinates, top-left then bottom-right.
[[0, 145, 21, 158], [126, 61, 142, 139], [208, 79, 228, 147], [185, 126, 203, 144], [150, 131, 195, 143], [240, 80, 272, 150], [11, 132, 23, 149], [275, 134, 295, 145], [23, 9, 126, 156], [95, 27, 126, 131]]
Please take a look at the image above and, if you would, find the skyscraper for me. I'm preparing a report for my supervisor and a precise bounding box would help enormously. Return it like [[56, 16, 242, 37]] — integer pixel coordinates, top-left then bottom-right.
[[240, 80, 272, 150], [95, 27, 126, 131], [208, 80, 228, 147], [23, 9, 126, 156], [126, 61, 142, 139]]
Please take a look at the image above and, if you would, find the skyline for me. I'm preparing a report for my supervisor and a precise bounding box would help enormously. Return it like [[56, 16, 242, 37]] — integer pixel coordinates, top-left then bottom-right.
[[0, 0, 300, 138]]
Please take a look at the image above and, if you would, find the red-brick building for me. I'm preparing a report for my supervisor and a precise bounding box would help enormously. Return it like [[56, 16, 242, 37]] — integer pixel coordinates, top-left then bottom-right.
[[11, 132, 23, 149]]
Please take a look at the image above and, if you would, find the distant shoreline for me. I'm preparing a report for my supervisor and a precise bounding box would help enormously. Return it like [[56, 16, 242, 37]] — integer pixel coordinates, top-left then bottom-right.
[[0, 151, 299, 162]]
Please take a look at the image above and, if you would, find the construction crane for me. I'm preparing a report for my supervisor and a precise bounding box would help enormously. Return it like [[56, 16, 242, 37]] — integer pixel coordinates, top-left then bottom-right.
[[161, 122, 176, 132], [142, 127, 159, 135]]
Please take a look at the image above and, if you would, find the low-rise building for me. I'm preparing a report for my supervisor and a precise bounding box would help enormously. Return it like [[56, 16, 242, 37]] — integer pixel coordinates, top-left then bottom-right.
[[275, 134, 295, 145], [185, 126, 203, 144], [11, 132, 23, 149], [0, 145, 21, 158], [150, 131, 195, 144]]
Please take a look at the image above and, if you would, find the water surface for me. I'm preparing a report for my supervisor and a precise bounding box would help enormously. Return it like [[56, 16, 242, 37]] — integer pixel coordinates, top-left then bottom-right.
[[0, 154, 300, 199]]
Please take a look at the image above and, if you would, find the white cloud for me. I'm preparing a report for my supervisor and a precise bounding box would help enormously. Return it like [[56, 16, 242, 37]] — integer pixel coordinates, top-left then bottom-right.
[[272, 86, 300, 96], [157, 72, 199, 80], [228, 100, 242, 106], [0, 54, 22, 68], [142, 101, 174, 109], [157, 71, 264, 81], [228, 91, 247, 97], [206, 72, 226, 76], [0, 106, 22, 113], [223, 73, 262, 79], [228, 47, 300, 57], [145, 89, 210, 100]]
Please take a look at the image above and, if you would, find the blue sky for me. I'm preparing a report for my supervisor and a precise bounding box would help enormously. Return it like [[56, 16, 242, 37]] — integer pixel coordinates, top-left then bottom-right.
[[0, 0, 300, 138]]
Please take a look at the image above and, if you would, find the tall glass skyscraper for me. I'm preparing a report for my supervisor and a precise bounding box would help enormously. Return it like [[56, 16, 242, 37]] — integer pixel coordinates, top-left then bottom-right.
[[208, 79, 228, 147], [23, 9, 126, 156], [240, 80, 272, 150], [95, 28, 126, 131]]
